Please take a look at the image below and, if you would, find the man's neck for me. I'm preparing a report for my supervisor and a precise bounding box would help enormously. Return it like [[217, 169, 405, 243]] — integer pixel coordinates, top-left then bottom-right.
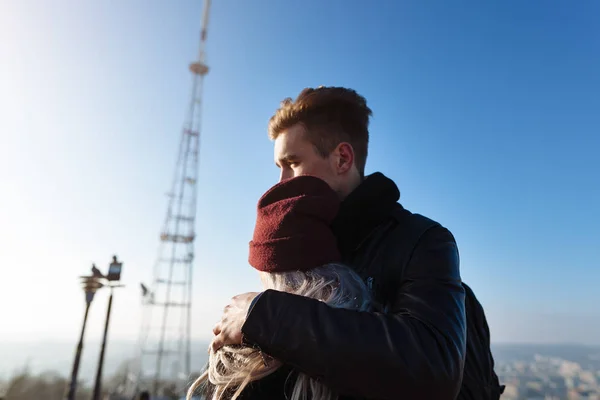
[[338, 174, 362, 200]]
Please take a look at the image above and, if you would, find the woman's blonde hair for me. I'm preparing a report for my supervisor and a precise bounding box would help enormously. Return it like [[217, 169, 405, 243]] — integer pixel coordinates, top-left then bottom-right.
[[187, 263, 371, 400]]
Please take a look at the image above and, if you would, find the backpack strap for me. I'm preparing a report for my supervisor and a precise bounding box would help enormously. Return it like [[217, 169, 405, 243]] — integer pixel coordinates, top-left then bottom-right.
[[380, 209, 441, 309]]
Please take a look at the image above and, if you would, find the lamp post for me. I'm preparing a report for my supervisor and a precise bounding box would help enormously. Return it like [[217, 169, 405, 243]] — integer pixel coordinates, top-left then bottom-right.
[[92, 255, 124, 400], [131, 282, 154, 398], [66, 268, 104, 400]]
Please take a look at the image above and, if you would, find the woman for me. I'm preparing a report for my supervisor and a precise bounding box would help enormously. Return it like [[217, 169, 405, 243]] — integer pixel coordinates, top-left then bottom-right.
[[188, 175, 372, 400]]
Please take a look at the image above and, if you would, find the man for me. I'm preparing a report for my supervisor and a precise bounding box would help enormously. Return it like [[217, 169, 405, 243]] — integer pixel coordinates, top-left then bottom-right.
[[212, 87, 467, 399]]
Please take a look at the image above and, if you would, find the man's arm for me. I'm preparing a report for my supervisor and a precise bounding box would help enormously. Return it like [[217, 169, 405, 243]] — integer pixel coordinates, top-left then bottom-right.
[[240, 226, 467, 400]]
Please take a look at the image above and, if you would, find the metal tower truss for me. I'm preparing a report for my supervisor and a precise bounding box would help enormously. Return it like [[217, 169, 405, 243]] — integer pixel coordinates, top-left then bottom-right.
[[135, 0, 211, 396]]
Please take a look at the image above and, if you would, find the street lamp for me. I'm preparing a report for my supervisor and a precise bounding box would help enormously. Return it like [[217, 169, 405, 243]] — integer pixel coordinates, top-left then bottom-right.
[[92, 255, 124, 400], [107, 255, 123, 282], [131, 282, 154, 398], [66, 267, 104, 400], [140, 282, 154, 305]]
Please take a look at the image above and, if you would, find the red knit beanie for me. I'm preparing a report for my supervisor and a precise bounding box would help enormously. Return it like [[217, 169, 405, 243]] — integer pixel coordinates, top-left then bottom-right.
[[248, 175, 342, 273]]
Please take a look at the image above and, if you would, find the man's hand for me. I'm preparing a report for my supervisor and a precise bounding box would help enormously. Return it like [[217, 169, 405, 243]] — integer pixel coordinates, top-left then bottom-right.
[[211, 292, 260, 352]]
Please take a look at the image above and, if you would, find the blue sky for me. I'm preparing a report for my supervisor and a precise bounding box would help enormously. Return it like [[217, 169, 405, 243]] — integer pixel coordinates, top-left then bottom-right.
[[1, 0, 599, 346]]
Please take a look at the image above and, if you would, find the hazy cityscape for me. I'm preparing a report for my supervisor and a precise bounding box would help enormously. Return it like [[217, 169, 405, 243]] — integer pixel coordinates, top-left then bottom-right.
[[494, 344, 600, 399], [2, 341, 600, 399]]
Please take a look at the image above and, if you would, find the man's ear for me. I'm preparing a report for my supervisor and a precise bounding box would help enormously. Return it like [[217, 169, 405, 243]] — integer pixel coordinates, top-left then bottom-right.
[[334, 142, 355, 175]]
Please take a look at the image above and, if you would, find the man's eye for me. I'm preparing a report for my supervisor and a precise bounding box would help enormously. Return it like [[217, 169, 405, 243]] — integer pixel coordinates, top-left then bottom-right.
[[289, 161, 299, 167]]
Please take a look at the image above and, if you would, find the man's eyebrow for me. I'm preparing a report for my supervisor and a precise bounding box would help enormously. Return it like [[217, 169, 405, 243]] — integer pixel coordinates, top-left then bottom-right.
[[275, 154, 298, 166]]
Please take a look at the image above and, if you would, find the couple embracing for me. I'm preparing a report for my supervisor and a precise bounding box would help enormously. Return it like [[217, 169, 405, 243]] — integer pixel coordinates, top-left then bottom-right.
[[188, 87, 504, 400]]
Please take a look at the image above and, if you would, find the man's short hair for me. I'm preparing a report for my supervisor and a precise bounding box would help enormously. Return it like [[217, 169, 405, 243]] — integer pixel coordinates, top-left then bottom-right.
[[268, 86, 373, 177], [139, 391, 150, 400]]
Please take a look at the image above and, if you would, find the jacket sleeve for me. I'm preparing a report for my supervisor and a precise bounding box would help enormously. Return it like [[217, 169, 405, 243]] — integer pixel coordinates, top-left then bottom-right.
[[240, 226, 467, 400]]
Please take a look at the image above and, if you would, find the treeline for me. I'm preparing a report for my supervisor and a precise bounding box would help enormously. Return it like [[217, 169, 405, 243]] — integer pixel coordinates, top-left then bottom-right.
[[0, 358, 139, 400], [1, 368, 96, 400], [0, 363, 201, 400]]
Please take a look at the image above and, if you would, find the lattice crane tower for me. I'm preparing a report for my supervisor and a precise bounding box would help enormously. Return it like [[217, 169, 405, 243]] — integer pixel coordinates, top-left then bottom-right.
[[137, 0, 211, 394]]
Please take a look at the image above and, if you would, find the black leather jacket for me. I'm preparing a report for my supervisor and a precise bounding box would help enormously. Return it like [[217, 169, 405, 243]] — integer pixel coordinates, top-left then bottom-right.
[[241, 173, 467, 399]]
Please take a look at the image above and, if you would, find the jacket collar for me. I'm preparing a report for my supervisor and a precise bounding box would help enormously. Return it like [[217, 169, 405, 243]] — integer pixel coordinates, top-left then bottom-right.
[[331, 172, 400, 256]]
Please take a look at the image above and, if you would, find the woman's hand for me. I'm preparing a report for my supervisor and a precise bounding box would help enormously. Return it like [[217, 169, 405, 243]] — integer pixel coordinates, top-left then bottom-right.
[[211, 292, 260, 352]]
